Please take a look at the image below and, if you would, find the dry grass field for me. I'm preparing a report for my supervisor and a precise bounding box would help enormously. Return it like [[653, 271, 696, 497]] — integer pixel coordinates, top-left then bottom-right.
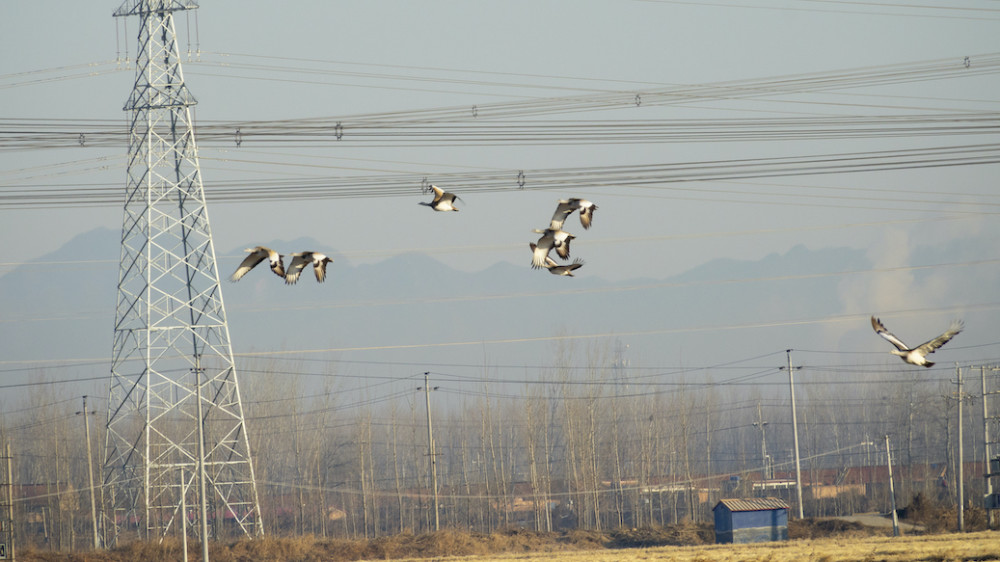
[[428, 531, 1000, 562], [15, 519, 1000, 561]]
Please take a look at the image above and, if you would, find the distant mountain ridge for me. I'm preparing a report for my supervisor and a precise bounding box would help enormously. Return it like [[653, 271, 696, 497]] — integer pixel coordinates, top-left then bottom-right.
[[0, 227, 875, 377], [672, 244, 869, 283]]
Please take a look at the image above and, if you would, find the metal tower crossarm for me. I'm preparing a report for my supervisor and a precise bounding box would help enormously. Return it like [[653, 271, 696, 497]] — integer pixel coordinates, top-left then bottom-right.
[[114, 0, 199, 18], [104, 0, 263, 545]]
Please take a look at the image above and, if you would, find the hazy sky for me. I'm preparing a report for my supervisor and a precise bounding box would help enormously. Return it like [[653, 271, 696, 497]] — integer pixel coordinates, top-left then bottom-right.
[[3, 1, 997, 269], [2, 1, 1000, 386]]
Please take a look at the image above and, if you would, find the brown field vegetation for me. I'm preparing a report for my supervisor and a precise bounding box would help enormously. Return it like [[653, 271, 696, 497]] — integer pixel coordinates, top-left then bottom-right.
[[426, 531, 999, 562], [16, 518, 1000, 562]]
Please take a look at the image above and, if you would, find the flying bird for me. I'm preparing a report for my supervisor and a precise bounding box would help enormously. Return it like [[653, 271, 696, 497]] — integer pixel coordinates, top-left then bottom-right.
[[285, 252, 334, 285], [531, 228, 574, 269], [530, 243, 584, 276], [419, 185, 462, 212], [230, 246, 285, 282], [549, 198, 597, 230], [870, 316, 964, 367]]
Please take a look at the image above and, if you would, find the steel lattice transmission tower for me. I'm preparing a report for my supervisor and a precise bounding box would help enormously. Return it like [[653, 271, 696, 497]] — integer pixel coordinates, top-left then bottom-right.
[[103, 0, 263, 543]]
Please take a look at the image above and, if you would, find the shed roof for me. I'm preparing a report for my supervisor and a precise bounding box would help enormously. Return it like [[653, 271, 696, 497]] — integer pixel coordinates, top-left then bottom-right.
[[714, 497, 790, 512]]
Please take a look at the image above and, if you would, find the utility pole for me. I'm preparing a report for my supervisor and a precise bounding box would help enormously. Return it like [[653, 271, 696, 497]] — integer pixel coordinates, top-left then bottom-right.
[[780, 350, 804, 519], [419, 373, 440, 531], [753, 401, 770, 479], [984, 366, 1000, 529], [194, 356, 210, 562], [1, 442, 12, 562], [181, 469, 189, 562], [956, 365, 965, 532], [885, 435, 900, 537], [77, 396, 100, 549]]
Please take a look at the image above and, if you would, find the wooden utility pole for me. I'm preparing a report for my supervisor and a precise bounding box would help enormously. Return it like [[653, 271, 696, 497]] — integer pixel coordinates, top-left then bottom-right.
[[420, 373, 440, 531], [885, 435, 900, 537]]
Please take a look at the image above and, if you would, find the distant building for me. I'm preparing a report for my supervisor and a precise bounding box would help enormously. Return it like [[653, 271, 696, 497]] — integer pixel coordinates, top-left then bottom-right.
[[712, 497, 789, 544]]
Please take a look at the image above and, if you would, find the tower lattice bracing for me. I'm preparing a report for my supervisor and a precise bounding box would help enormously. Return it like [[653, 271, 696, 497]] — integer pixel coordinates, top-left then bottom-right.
[[104, 0, 262, 543]]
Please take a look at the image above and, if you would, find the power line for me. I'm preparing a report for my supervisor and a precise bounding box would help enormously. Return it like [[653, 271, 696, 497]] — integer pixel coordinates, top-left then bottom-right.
[[3, 142, 1000, 209], [5, 50, 1000, 153], [7, 112, 1000, 150]]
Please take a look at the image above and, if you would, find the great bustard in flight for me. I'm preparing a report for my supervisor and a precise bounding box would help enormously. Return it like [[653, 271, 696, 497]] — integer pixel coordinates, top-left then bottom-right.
[[870, 316, 964, 367], [285, 252, 334, 285], [549, 198, 598, 230], [529, 244, 584, 276], [531, 228, 574, 269], [230, 246, 285, 282], [419, 185, 462, 212]]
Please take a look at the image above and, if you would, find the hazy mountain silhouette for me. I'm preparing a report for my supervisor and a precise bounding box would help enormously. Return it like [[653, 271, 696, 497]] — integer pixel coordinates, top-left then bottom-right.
[[1, 227, 877, 382]]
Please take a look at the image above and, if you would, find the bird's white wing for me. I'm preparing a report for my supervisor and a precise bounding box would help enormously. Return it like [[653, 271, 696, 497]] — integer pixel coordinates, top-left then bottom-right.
[[553, 259, 584, 275], [531, 238, 553, 269], [285, 254, 310, 285], [578, 202, 597, 229], [871, 316, 910, 351], [313, 255, 331, 282], [549, 200, 575, 230], [552, 231, 573, 260], [230, 250, 266, 282], [914, 320, 964, 355]]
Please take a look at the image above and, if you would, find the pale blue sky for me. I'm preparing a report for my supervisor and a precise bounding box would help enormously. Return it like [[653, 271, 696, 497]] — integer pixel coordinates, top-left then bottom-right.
[[2, 1, 1000, 381], [4, 1, 998, 270]]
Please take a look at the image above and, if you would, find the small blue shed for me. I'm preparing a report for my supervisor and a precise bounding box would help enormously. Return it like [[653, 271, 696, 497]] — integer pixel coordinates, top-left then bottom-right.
[[713, 497, 789, 544]]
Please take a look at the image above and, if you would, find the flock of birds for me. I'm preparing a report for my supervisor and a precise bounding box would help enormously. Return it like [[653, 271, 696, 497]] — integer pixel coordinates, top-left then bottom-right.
[[228, 185, 599, 284], [229, 184, 966, 367], [529, 196, 597, 277], [230, 246, 333, 285], [383, 184, 599, 276]]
